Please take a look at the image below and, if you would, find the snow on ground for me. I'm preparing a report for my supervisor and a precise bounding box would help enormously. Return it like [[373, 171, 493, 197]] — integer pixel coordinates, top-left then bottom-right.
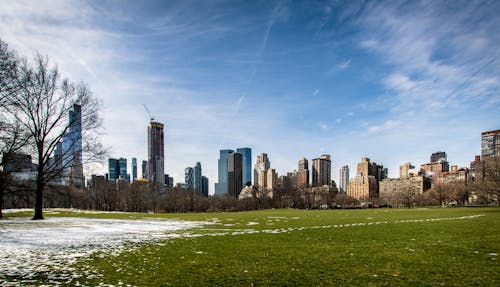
[[0, 216, 206, 285]]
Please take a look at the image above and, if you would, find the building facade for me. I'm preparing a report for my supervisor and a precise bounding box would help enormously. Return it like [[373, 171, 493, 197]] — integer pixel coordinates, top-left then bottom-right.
[[236, 147, 252, 187], [339, 165, 349, 194], [254, 153, 271, 191], [184, 167, 193, 189], [430, 151, 447, 163], [347, 157, 385, 200], [228, 152, 243, 197], [312, 154, 331, 187], [132, 158, 137, 181], [347, 176, 378, 200], [215, 149, 234, 195], [193, 162, 202, 194], [142, 160, 147, 179], [108, 158, 119, 180], [119, 158, 128, 180], [380, 176, 432, 198], [399, 162, 414, 178], [202, 176, 209, 197], [481, 129, 500, 159], [147, 121, 165, 186], [297, 157, 309, 189], [61, 104, 84, 188]]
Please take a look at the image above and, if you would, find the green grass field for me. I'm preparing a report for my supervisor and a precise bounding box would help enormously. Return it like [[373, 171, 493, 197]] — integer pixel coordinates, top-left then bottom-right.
[[5, 207, 500, 286]]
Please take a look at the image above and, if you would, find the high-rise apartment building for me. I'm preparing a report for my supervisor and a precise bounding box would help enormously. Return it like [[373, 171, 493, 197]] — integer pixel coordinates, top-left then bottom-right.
[[193, 162, 202, 194], [297, 157, 309, 189], [339, 165, 349, 194], [131, 158, 137, 180], [266, 168, 278, 190], [61, 104, 83, 188], [430, 151, 447, 163], [348, 157, 385, 200], [254, 153, 271, 190], [228, 152, 243, 197], [481, 129, 500, 159], [236, 147, 252, 187], [147, 121, 165, 186], [312, 154, 331, 187], [421, 152, 449, 181], [215, 149, 234, 195], [399, 162, 414, 178]]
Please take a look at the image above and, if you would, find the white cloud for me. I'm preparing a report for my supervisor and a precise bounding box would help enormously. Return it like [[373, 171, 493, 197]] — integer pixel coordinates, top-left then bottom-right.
[[339, 59, 351, 70], [318, 122, 330, 131], [367, 120, 400, 133], [313, 89, 320, 96]]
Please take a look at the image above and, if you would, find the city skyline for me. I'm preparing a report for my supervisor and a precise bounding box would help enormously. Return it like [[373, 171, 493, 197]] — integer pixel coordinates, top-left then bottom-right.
[[1, 1, 498, 194]]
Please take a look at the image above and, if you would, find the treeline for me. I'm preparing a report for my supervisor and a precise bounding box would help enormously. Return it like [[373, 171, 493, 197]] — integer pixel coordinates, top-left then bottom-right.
[[2, 177, 497, 214]]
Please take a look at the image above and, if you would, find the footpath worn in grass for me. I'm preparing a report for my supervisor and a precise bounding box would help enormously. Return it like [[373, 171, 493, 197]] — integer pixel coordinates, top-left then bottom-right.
[[6, 207, 500, 286]]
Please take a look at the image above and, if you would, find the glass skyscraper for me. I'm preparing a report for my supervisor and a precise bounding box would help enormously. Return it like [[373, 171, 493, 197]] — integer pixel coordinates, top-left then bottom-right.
[[236, 147, 252, 187], [184, 167, 194, 189], [193, 162, 202, 194], [108, 158, 119, 180], [61, 104, 83, 187], [215, 149, 234, 195], [131, 158, 137, 180]]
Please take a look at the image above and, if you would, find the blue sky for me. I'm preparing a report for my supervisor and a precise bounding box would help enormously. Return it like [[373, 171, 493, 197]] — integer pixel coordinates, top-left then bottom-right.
[[1, 0, 499, 193]]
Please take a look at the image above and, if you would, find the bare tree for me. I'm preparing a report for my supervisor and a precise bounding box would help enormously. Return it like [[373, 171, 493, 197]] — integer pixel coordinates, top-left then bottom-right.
[[428, 183, 450, 207], [398, 185, 418, 208], [0, 40, 31, 218], [474, 157, 500, 204], [4, 51, 105, 219]]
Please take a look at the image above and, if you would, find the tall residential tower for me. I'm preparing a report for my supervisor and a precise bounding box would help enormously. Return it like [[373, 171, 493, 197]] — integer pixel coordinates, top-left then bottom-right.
[[339, 165, 349, 194], [147, 121, 165, 186]]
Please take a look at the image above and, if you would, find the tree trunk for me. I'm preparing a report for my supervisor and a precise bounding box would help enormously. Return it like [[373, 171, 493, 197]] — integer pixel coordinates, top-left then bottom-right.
[[0, 186, 3, 219], [33, 151, 44, 220]]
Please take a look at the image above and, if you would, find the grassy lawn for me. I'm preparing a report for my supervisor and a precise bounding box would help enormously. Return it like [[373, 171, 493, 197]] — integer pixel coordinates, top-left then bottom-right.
[[4, 207, 500, 286]]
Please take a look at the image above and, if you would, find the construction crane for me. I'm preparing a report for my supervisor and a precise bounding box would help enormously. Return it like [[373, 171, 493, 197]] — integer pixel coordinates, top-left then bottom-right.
[[143, 104, 154, 121]]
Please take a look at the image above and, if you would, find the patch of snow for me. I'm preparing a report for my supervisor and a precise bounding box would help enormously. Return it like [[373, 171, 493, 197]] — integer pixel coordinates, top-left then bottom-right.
[[1, 208, 33, 213], [0, 216, 207, 285]]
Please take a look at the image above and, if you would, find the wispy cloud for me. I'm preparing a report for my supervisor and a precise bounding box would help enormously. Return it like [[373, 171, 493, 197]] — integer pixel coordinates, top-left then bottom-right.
[[367, 120, 400, 133], [339, 59, 351, 70]]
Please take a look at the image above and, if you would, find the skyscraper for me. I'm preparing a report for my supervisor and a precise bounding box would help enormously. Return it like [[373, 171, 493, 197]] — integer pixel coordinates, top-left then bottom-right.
[[184, 167, 193, 189], [254, 153, 271, 190], [215, 149, 234, 195], [297, 157, 309, 189], [193, 162, 202, 194], [202, 176, 209, 197], [228, 152, 243, 197], [236, 147, 252, 187], [142, 160, 147, 179], [119, 158, 127, 180], [481, 129, 500, 159], [147, 121, 165, 186], [61, 104, 83, 188], [312, 154, 331, 187], [339, 165, 349, 194], [132, 158, 137, 180], [108, 158, 119, 180]]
